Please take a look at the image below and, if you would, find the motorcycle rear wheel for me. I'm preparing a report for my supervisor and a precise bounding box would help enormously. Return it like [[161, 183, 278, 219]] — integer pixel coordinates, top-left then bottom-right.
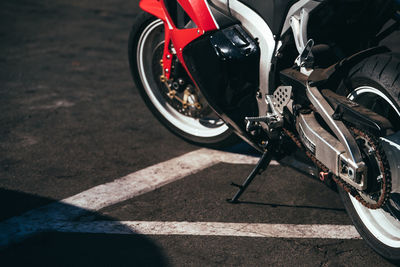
[[339, 52, 400, 261], [128, 13, 238, 148]]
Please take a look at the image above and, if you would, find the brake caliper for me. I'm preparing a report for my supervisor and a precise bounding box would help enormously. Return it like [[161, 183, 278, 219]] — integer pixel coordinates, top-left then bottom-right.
[[159, 59, 203, 117]]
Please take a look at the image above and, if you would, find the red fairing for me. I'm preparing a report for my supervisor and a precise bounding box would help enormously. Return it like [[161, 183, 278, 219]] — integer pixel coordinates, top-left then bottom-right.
[[139, 0, 218, 79]]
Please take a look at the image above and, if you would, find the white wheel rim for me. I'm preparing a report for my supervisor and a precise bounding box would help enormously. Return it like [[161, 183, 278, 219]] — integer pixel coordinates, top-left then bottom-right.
[[348, 86, 400, 118], [136, 19, 229, 138], [350, 196, 400, 247], [348, 85, 400, 248]]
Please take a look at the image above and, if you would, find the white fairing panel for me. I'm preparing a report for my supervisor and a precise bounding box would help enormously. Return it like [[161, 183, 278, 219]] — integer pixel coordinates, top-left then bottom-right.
[[228, 0, 276, 117], [281, 0, 321, 36]]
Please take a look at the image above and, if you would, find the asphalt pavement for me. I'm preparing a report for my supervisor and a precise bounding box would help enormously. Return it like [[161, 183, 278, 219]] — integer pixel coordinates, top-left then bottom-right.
[[0, 0, 398, 266]]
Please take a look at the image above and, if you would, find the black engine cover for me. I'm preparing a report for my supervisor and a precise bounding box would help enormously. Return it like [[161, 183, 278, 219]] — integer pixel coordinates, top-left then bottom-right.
[[182, 24, 260, 139]]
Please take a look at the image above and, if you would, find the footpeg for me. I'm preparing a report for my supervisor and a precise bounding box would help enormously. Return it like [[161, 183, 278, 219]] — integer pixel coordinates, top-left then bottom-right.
[[245, 115, 281, 132], [245, 95, 284, 138]]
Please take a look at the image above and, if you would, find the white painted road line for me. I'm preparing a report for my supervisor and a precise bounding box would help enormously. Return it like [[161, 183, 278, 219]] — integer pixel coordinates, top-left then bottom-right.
[[0, 149, 264, 247], [1, 147, 353, 247], [217, 150, 279, 165], [61, 148, 270, 211], [52, 221, 361, 240], [61, 148, 233, 211]]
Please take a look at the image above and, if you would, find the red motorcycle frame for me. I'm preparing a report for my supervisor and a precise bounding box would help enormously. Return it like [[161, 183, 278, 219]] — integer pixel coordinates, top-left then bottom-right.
[[139, 0, 218, 80]]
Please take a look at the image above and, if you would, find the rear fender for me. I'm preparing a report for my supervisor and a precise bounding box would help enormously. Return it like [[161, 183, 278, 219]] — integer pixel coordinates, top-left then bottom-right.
[[308, 46, 391, 89]]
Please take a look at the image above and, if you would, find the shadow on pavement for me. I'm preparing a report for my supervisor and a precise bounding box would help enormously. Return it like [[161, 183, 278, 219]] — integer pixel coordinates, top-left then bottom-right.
[[235, 200, 345, 212], [0, 188, 170, 267], [1, 232, 169, 267]]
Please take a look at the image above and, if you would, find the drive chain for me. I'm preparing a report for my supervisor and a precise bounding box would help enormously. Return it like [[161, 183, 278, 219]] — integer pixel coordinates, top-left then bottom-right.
[[282, 127, 392, 209]]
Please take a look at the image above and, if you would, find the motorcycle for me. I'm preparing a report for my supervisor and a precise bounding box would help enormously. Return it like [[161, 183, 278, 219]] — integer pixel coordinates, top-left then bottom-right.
[[128, 0, 400, 261]]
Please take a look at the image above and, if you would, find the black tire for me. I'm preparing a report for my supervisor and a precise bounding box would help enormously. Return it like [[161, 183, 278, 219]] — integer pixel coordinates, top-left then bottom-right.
[[338, 52, 400, 262], [128, 12, 238, 148]]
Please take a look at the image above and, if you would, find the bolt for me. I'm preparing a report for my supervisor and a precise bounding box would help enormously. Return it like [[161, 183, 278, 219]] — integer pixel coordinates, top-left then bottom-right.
[[368, 147, 375, 155], [165, 68, 169, 73], [172, 82, 179, 90], [348, 168, 354, 178], [260, 140, 268, 147], [166, 54, 171, 59]]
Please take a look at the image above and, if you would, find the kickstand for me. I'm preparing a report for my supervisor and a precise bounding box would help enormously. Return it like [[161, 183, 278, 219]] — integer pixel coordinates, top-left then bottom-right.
[[227, 148, 274, 203]]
